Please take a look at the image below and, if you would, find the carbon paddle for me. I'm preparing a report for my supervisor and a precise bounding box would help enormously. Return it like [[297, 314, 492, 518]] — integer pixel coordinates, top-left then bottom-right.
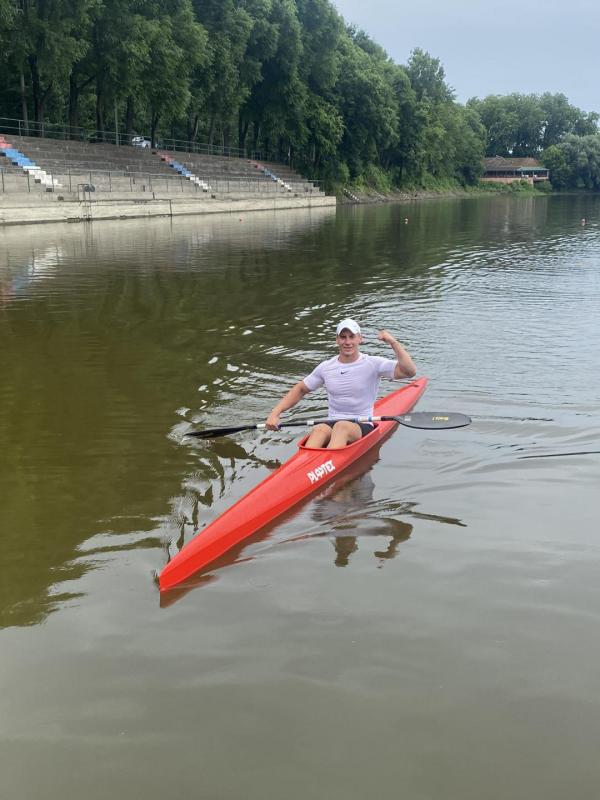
[[185, 412, 471, 439]]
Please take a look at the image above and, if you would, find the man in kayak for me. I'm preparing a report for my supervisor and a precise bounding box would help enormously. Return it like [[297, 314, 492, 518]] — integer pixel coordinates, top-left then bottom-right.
[[266, 319, 416, 448]]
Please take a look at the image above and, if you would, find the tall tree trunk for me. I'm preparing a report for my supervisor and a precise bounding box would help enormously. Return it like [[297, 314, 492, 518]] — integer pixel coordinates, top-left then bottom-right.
[[252, 120, 260, 157], [29, 56, 40, 128], [125, 96, 134, 140], [150, 111, 159, 148], [114, 98, 120, 145], [187, 113, 199, 145], [223, 122, 230, 153], [29, 56, 51, 133], [96, 83, 105, 140], [277, 136, 285, 162], [20, 69, 29, 135], [68, 74, 79, 139], [238, 114, 249, 154], [69, 73, 96, 139], [314, 143, 321, 171], [207, 114, 215, 150]]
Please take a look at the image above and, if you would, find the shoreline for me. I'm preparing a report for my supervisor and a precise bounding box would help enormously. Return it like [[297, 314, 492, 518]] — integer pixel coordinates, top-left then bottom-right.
[[0, 192, 336, 227], [2, 182, 589, 227], [336, 184, 555, 204]]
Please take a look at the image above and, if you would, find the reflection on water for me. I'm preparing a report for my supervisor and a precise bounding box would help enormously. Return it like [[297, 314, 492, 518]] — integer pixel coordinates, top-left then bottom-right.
[[2, 198, 599, 625], [2, 197, 600, 800], [159, 435, 469, 607], [305, 468, 466, 569], [312, 470, 415, 568], [303, 452, 414, 569], [0, 243, 64, 304]]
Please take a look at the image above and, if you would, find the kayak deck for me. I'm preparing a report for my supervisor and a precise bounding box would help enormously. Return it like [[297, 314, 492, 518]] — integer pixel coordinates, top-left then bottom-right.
[[159, 377, 427, 591]]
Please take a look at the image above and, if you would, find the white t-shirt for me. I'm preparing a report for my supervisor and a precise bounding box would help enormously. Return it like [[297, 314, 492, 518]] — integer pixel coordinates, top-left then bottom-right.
[[303, 353, 397, 418]]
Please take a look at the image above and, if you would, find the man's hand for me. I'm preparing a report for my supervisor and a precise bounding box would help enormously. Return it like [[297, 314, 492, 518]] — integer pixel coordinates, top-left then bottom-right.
[[265, 381, 310, 430], [378, 329, 417, 378], [378, 329, 396, 344], [266, 411, 281, 431]]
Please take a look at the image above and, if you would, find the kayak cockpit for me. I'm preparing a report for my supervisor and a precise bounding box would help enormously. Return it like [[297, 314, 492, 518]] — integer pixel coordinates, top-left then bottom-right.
[[298, 422, 381, 450]]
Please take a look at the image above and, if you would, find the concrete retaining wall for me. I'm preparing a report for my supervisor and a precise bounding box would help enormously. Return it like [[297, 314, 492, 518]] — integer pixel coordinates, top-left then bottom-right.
[[0, 192, 336, 226]]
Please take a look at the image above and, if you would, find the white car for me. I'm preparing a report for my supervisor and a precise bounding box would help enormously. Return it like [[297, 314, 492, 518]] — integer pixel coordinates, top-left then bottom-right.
[[132, 136, 151, 148]]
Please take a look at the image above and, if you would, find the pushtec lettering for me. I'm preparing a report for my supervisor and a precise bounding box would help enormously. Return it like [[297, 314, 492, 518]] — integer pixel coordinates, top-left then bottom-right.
[[307, 459, 336, 484]]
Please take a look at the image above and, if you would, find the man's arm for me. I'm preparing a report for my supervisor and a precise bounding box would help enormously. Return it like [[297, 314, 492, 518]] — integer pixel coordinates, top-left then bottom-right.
[[378, 330, 417, 378], [266, 381, 311, 429]]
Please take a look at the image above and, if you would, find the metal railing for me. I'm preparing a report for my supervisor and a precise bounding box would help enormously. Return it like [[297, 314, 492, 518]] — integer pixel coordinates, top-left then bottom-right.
[[0, 117, 264, 162]]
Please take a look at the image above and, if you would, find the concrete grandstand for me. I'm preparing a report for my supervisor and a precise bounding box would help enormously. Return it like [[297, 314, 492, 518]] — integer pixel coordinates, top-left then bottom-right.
[[0, 132, 333, 224]]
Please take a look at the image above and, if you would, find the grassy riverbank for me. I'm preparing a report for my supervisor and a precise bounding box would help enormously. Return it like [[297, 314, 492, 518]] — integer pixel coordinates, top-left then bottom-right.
[[337, 177, 553, 204]]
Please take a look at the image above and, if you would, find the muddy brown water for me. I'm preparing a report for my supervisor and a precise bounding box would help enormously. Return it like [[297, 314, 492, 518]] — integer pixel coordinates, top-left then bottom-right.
[[1, 196, 599, 799]]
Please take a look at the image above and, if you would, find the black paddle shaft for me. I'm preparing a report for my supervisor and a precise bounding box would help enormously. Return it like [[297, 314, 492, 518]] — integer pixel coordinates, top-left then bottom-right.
[[185, 412, 471, 439]]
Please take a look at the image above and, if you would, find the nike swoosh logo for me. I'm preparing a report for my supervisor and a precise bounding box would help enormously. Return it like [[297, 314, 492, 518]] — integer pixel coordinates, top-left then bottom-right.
[[340, 370, 348, 374]]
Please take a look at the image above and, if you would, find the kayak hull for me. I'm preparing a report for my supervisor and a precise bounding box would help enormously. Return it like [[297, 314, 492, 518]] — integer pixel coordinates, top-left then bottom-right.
[[159, 377, 427, 591]]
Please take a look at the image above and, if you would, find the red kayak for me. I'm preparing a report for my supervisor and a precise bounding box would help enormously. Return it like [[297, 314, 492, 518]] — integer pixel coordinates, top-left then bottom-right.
[[159, 377, 428, 591]]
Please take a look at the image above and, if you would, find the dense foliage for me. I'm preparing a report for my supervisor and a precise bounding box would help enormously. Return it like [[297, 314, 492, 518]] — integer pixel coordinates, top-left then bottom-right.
[[467, 93, 598, 158], [466, 93, 600, 190], [0, 0, 598, 190], [543, 134, 600, 190], [0, 0, 485, 187]]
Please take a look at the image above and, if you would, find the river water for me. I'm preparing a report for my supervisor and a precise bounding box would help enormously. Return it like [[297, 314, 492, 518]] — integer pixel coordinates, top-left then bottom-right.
[[1, 196, 599, 799]]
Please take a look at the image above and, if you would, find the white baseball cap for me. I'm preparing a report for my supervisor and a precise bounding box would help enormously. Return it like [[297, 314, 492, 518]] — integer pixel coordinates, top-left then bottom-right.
[[336, 318, 361, 335]]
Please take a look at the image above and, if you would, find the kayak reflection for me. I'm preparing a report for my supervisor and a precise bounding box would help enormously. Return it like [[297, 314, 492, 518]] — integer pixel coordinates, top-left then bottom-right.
[[309, 467, 413, 568], [161, 426, 468, 607], [160, 439, 403, 607]]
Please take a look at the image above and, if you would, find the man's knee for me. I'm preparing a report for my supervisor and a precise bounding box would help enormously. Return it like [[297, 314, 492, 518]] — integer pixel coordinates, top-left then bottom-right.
[[305, 423, 333, 447], [329, 420, 361, 447], [332, 421, 355, 434]]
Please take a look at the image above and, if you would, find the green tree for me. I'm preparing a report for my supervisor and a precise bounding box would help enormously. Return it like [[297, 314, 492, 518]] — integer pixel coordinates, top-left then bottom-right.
[[542, 143, 570, 188], [469, 93, 543, 157], [192, 0, 254, 148], [296, 0, 343, 94], [469, 92, 598, 157], [235, 0, 279, 152], [0, 0, 14, 25], [243, 0, 305, 159], [402, 49, 484, 186], [383, 63, 417, 182], [445, 104, 485, 184], [543, 134, 600, 190], [82, 0, 155, 137], [139, 0, 206, 146], [334, 33, 398, 177], [468, 94, 517, 156], [406, 48, 454, 104], [301, 92, 344, 173], [293, 0, 344, 171], [4, 0, 94, 130]]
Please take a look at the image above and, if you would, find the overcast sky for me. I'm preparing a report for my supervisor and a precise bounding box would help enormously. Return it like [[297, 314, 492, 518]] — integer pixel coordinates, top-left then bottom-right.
[[332, 0, 599, 113]]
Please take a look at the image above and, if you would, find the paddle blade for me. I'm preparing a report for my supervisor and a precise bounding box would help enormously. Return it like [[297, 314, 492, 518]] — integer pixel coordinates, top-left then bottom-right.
[[185, 424, 257, 439], [391, 412, 472, 430]]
